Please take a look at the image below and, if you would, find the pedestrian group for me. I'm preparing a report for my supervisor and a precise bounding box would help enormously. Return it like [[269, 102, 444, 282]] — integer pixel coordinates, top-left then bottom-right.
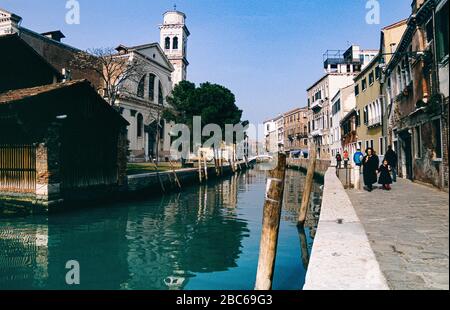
[[337, 145, 398, 192]]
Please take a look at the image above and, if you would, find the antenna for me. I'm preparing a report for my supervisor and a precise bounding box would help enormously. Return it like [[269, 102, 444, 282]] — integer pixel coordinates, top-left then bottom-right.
[[173, 4, 177, 11]]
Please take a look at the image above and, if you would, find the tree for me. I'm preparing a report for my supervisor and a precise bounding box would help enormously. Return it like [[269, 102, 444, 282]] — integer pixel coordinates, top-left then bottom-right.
[[70, 47, 144, 107], [164, 81, 244, 143]]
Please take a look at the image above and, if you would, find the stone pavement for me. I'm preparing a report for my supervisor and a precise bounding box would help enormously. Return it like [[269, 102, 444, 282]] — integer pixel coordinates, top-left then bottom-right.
[[346, 179, 449, 290]]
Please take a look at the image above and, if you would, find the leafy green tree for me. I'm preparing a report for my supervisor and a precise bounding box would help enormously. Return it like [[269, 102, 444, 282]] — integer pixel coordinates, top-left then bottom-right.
[[163, 81, 244, 145]]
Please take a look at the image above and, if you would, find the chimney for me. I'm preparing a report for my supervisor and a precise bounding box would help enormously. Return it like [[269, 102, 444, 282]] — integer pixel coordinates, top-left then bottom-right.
[[41, 30, 66, 42]]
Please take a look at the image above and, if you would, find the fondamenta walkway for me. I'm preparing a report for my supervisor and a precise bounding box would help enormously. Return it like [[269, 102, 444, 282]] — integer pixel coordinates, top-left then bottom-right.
[[346, 179, 449, 290]]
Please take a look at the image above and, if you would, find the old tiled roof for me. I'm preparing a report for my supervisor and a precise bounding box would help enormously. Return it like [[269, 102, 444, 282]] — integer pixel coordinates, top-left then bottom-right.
[[0, 80, 87, 104], [0, 80, 129, 126]]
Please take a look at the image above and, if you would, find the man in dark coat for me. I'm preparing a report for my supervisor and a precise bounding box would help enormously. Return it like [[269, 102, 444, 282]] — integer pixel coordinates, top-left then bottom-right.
[[384, 145, 398, 182], [362, 148, 379, 192]]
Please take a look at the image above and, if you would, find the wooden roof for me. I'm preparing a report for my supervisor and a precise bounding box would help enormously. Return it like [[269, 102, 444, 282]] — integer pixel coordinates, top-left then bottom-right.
[[0, 80, 81, 104], [0, 80, 129, 126]]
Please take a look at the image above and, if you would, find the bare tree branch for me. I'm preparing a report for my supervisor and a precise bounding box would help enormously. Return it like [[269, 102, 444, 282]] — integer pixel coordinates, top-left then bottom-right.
[[70, 47, 145, 107]]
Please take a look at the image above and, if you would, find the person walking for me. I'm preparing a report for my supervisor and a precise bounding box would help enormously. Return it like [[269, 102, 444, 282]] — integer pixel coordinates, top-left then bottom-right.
[[362, 148, 379, 192], [384, 145, 398, 182], [335, 152, 342, 169], [343, 150, 349, 168], [378, 159, 393, 190]]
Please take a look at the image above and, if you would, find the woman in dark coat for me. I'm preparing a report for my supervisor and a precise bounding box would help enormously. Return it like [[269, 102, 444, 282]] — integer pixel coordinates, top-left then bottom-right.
[[378, 159, 393, 190], [362, 148, 379, 192]]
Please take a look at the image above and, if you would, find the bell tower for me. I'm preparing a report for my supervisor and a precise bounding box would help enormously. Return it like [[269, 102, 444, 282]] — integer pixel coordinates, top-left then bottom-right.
[[159, 7, 190, 86]]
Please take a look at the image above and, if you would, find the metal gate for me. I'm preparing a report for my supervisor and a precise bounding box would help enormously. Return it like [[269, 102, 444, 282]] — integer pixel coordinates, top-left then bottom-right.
[[0, 145, 36, 193]]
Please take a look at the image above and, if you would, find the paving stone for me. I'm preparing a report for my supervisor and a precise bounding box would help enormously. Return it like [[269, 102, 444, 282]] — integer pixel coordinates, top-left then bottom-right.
[[346, 178, 449, 290]]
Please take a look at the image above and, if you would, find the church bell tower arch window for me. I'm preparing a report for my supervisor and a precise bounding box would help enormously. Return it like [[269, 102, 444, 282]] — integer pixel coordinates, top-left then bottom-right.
[[172, 37, 179, 50]]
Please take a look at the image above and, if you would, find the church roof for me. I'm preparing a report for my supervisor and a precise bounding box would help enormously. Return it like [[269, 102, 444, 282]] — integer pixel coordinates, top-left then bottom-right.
[[115, 42, 175, 72]]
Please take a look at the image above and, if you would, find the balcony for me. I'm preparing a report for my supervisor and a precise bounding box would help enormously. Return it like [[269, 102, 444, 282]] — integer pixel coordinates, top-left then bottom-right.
[[367, 115, 382, 128], [310, 99, 324, 111], [310, 128, 324, 137], [296, 132, 308, 139]]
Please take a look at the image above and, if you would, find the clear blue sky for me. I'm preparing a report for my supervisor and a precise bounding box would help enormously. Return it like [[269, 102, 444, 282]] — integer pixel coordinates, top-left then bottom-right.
[[0, 0, 411, 125]]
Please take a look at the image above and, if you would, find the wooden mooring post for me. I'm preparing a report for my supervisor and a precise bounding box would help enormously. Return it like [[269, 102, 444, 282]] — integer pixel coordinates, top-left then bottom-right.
[[298, 145, 316, 226], [151, 157, 165, 193], [255, 153, 287, 290], [169, 160, 181, 189], [198, 150, 203, 183]]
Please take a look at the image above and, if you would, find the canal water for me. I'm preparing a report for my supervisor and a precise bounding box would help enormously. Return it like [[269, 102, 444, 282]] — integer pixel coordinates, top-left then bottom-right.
[[0, 166, 323, 290]]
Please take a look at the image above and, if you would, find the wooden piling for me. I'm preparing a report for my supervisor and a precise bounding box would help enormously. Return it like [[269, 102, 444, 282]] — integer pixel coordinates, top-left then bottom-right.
[[169, 160, 181, 189], [152, 158, 165, 193], [297, 225, 310, 270], [203, 154, 208, 181], [214, 148, 219, 176], [198, 150, 203, 183], [298, 145, 316, 225], [255, 153, 287, 291]]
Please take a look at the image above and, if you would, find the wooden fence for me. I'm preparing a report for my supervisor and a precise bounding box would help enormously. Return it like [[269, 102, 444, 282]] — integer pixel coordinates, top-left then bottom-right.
[[0, 145, 36, 193]]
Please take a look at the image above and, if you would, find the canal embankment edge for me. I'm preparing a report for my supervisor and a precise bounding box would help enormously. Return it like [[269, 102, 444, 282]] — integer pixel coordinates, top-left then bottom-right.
[[0, 158, 256, 216], [303, 167, 390, 290], [126, 158, 255, 195]]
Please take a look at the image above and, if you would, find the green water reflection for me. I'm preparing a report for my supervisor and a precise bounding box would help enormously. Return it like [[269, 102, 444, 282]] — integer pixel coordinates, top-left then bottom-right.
[[0, 167, 323, 290]]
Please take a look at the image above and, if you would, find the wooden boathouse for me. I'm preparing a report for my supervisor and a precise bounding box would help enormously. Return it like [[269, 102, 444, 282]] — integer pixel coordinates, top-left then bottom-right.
[[0, 34, 129, 212], [0, 80, 129, 211]]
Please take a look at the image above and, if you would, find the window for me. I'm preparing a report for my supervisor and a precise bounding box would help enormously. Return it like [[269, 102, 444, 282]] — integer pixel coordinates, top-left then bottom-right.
[[369, 71, 374, 85], [397, 66, 403, 92], [363, 107, 368, 125], [173, 37, 179, 50], [165, 37, 171, 50], [355, 84, 360, 96], [356, 110, 361, 127], [433, 119, 442, 159], [362, 78, 367, 91], [137, 75, 145, 98], [148, 74, 156, 101], [332, 99, 341, 115], [436, 1, 449, 62], [314, 90, 322, 101], [137, 113, 144, 138], [414, 126, 422, 158], [158, 81, 164, 105], [375, 66, 381, 80]]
